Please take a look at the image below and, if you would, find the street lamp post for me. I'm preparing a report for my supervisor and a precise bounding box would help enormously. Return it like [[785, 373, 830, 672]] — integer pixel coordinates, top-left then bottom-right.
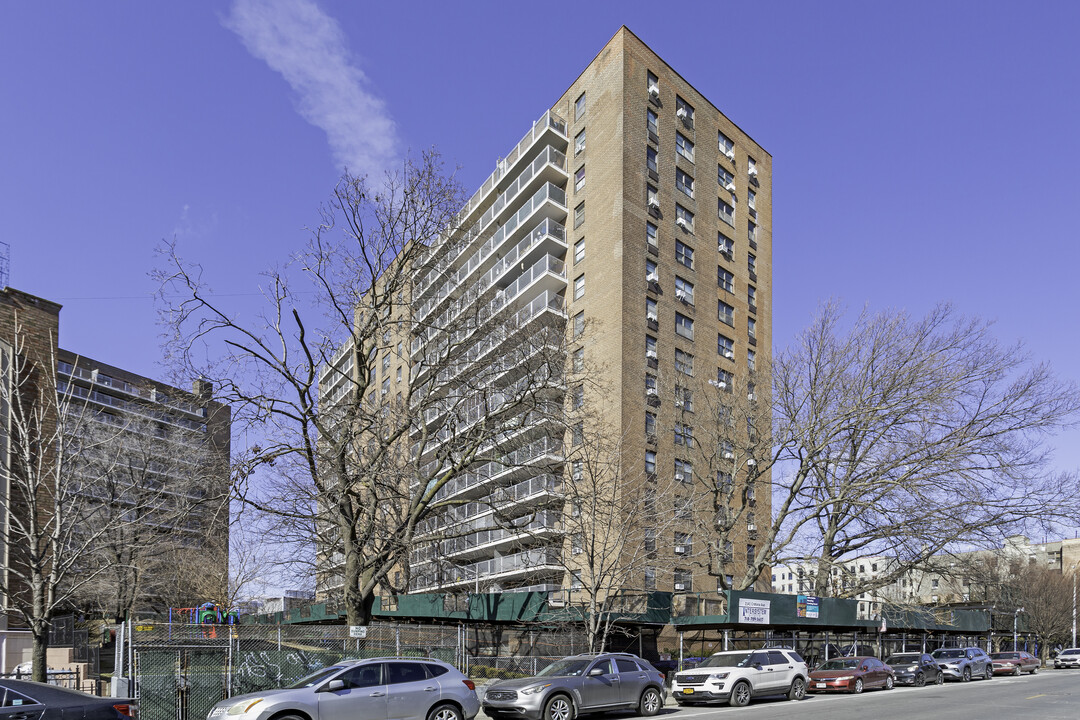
[[1014, 607, 1025, 651]]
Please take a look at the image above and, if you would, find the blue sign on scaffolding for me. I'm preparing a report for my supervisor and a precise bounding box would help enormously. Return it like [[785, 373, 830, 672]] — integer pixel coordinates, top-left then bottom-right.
[[797, 595, 820, 619]]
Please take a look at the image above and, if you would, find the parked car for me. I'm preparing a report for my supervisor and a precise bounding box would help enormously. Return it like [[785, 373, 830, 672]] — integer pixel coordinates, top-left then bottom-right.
[[1054, 648, 1080, 668], [481, 652, 666, 720], [206, 658, 479, 720], [990, 651, 1039, 675], [884, 652, 943, 686], [808, 656, 894, 694], [670, 648, 808, 708], [0, 679, 137, 720], [931, 647, 993, 681]]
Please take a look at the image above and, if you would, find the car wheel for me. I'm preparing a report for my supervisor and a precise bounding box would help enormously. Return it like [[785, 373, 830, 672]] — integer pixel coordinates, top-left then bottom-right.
[[961, 666, 971, 682], [787, 677, 807, 701], [852, 678, 864, 694], [1014, 665, 1022, 676], [884, 676, 894, 690], [544, 695, 573, 720], [914, 672, 925, 687], [428, 704, 463, 720], [638, 688, 662, 717], [985, 666, 993, 680], [1032, 666, 1039, 675], [935, 671, 944, 685], [729, 681, 751, 707]]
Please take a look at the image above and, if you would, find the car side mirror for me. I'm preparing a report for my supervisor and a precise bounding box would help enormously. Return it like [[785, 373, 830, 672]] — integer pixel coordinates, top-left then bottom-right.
[[589, 667, 606, 677], [753, 663, 763, 670], [324, 680, 345, 692]]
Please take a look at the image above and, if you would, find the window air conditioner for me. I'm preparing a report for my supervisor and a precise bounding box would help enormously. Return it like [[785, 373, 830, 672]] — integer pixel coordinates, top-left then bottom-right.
[[675, 545, 687, 554], [748, 165, 758, 176], [674, 583, 686, 590], [716, 381, 727, 389], [676, 217, 689, 229], [648, 197, 660, 208], [648, 84, 660, 97], [724, 148, 736, 160], [647, 387, 658, 396], [676, 289, 688, 302], [747, 458, 757, 466], [677, 107, 688, 119], [747, 393, 756, 401], [723, 350, 734, 359], [725, 182, 737, 193]]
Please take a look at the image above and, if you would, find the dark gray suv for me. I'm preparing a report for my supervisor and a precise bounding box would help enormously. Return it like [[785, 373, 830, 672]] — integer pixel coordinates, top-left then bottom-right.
[[482, 653, 666, 720]]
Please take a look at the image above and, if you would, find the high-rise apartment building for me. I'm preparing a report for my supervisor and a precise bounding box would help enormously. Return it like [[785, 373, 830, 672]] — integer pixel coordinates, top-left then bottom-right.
[[319, 27, 772, 601]]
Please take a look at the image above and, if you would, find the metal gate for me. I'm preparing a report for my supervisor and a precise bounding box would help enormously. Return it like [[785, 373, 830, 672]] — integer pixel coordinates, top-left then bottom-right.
[[135, 649, 228, 720]]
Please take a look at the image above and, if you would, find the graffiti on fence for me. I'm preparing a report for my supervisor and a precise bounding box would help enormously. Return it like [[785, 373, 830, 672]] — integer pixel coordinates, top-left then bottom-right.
[[232, 649, 332, 695]]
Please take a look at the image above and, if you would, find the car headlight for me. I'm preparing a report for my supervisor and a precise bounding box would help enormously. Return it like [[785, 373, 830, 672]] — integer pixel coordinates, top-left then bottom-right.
[[520, 684, 551, 696], [709, 672, 730, 680], [906, 665, 917, 671], [834, 676, 854, 681], [227, 700, 264, 716]]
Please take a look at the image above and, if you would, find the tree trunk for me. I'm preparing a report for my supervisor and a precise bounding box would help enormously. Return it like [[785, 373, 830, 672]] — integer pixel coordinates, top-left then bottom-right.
[[31, 627, 48, 683]]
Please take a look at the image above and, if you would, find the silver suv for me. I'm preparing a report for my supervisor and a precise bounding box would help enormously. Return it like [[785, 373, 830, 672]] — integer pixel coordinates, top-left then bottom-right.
[[206, 657, 480, 720], [931, 647, 993, 681], [672, 649, 808, 707], [482, 653, 666, 720]]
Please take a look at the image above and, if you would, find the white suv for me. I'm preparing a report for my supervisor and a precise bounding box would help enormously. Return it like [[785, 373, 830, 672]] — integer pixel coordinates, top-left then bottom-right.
[[1054, 648, 1080, 668], [672, 649, 808, 708]]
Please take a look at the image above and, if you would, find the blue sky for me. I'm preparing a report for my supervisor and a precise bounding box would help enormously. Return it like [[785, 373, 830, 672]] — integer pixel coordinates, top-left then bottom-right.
[[2, 1, 1080, 493]]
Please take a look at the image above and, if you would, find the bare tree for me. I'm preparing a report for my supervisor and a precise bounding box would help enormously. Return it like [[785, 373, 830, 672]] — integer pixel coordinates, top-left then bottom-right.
[[748, 302, 1080, 597], [157, 151, 568, 625]]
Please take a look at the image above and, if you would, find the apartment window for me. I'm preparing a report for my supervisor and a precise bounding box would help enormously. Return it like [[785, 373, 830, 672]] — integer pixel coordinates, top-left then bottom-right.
[[675, 239, 694, 269], [748, 189, 757, 212], [718, 300, 735, 327], [574, 238, 585, 265], [572, 384, 584, 410], [748, 221, 757, 246], [645, 529, 657, 553], [748, 157, 758, 176], [675, 95, 695, 126], [646, 222, 658, 250], [647, 71, 659, 96], [647, 107, 659, 137], [674, 458, 692, 484], [675, 312, 694, 340], [574, 274, 585, 300], [747, 349, 756, 371], [722, 541, 734, 563], [645, 411, 656, 438], [382, 354, 391, 373], [675, 168, 694, 199], [717, 368, 733, 389], [718, 165, 735, 189], [747, 285, 756, 308], [570, 570, 583, 589], [675, 348, 693, 376], [674, 276, 694, 305], [572, 346, 584, 373], [747, 544, 756, 564], [571, 533, 583, 555], [675, 204, 694, 233], [644, 568, 656, 591], [719, 131, 735, 159], [718, 198, 735, 227], [719, 233, 734, 257], [647, 184, 659, 209], [575, 165, 585, 192], [575, 91, 586, 121], [675, 531, 692, 555], [748, 317, 757, 341], [718, 267, 734, 293], [673, 569, 692, 591], [675, 497, 692, 519], [573, 311, 584, 339], [575, 129, 585, 155], [396, 366, 402, 382], [574, 201, 585, 229], [676, 385, 693, 412], [676, 132, 694, 162], [572, 421, 584, 446], [645, 450, 657, 476], [646, 297, 658, 324], [646, 146, 658, 175], [645, 258, 658, 283], [645, 372, 658, 396], [674, 421, 694, 447], [748, 253, 757, 275], [718, 334, 734, 360], [646, 335, 658, 360], [381, 378, 390, 396]]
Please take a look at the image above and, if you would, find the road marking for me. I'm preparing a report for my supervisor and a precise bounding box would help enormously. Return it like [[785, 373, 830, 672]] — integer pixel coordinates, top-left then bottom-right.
[[1026, 693, 1046, 699]]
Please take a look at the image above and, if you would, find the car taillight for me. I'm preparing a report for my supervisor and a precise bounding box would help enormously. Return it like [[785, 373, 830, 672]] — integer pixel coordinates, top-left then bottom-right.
[[113, 704, 137, 718], [462, 680, 476, 691]]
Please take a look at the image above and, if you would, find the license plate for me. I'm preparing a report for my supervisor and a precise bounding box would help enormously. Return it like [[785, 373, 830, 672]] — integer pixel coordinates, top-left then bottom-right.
[[816, 683, 826, 688], [682, 689, 694, 695]]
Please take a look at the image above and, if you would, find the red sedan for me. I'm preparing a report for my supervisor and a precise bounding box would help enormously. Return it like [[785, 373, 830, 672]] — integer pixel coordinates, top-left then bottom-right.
[[809, 656, 895, 694], [990, 651, 1040, 675]]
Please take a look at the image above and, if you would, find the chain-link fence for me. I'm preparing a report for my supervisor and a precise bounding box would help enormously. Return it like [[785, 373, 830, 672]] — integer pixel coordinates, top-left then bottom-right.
[[127, 622, 589, 720]]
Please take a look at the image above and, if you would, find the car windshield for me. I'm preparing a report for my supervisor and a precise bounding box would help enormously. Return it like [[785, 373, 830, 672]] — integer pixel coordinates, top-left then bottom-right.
[[885, 655, 918, 665], [817, 658, 859, 671], [287, 667, 344, 689], [932, 649, 965, 660], [991, 653, 1019, 660], [696, 653, 756, 668], [537, 659, 590, 677]]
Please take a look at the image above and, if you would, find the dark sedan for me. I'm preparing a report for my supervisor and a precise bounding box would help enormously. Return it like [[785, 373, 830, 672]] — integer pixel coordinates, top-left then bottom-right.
[[884, 653, 943, 687], [990, 651, 1039, 675], [0, 680, 136, 720]]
